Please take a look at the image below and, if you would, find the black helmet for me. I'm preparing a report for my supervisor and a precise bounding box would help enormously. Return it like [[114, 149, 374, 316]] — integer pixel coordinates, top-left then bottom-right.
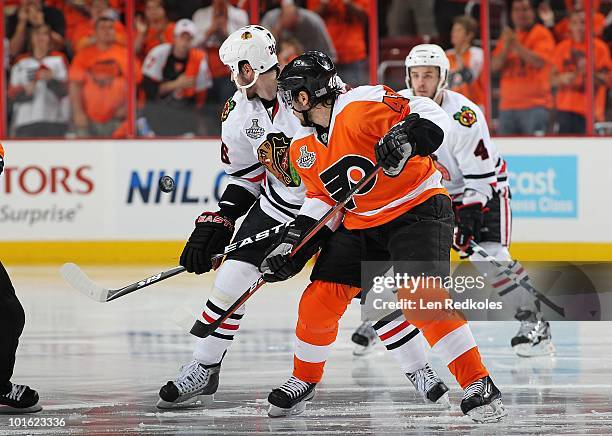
[[277, 51, 341, 109]]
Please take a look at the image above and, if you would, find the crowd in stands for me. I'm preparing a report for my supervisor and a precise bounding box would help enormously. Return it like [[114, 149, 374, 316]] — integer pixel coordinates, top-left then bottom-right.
[[2, 0, 611, 138]]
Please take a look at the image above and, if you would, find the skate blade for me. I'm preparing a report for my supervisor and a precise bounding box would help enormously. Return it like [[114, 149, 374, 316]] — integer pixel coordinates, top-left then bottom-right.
[[514, 340, 556, 358], [433, 392, 451, 409], [156, 394, 214, 409], [0, 404, 43, 414], [267, 390, 315, 418], [466, 398, 507, 423]]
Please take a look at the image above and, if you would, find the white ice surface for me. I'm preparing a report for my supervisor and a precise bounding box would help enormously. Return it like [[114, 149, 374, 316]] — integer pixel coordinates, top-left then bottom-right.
[[2, 265, 612, 435]]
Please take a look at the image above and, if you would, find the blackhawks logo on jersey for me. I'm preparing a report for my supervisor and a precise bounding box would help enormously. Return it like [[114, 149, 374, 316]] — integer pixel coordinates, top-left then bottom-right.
[[453, 106, 477, 128], [221, 98, 236, 122], [257, 133, 301, 187]]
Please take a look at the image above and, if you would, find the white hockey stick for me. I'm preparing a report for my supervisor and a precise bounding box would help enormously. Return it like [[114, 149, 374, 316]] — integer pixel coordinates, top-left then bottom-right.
[[61, 222, 290, 303]]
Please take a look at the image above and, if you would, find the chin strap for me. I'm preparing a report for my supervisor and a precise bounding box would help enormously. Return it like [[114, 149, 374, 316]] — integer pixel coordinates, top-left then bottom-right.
[[232, 70, 260, 97]]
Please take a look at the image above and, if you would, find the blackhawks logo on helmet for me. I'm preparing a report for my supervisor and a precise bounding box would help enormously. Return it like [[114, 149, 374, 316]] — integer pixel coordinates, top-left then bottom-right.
[[221, 98, 236, 122], [453, 106, 477, 128]]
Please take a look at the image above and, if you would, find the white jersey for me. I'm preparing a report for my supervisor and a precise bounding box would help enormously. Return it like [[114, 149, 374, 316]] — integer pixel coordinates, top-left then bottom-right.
[[221, 90, 305, 222], [9, 52, 70, 129], [399, 89, 507, 205]]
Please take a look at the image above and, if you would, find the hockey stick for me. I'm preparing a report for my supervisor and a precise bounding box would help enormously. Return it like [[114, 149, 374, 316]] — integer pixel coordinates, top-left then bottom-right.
[[469, 241, 566, 317], [61, 222, 291, 303], [190, 163, 384, 338]]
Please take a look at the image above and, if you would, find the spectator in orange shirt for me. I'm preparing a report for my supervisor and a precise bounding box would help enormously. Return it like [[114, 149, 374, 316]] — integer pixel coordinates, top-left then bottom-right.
[[141, 19, 212, 136], [551, 9, 611, 134], [69, 14, 140, 137], [492, 0, 556, 135], [71, 0, 127, 53], [134, 0, 175, 59], [278, 37, 304, 70], [446, 15, 485, 110], [308, 0, 369, 86], [538, 0, 605, 41]]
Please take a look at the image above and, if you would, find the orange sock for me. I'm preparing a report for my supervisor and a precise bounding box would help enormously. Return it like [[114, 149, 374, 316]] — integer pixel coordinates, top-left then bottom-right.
[[448, 347, 489, 389]]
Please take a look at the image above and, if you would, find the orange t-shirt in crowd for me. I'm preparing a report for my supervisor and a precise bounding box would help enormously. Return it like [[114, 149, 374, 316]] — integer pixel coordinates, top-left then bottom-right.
[[306, 0, 368, 64], [71, 20, 127, 52], [554, 12, 605, 41], [446, 47, 485, 108], [69, 43, 141, 123], [290, 85, 447, 230], [141, 22, 175, 58], [493, 24, 555, 111], [553, 38, 611, 121]]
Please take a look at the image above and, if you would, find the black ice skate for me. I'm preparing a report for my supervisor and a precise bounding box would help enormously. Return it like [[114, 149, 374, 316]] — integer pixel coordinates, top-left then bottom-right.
[[406, 363, 450, 407], [511, 309, 555, 357], [0, 382, 42, 414], [267, 376, 316, 417], [351, 321, 378, 356], [461, 376, 507, 422], [157, 360, 220, 409]]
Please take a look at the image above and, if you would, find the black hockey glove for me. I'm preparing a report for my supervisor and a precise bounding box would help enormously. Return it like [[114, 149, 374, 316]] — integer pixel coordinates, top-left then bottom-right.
[[375, 112, 444, 177], [453, 202, 485, 255], [180, 212, 235, 274], [259, 216, 323, 283]]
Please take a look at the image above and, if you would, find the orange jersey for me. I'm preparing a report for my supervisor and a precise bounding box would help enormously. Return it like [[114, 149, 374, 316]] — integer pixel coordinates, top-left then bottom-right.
[[290, 86, 449, 230], [553, 38, 612, 121], [141, 22, 175, 58], [446, 47, 485, 108], [306, 0, 369, 64], [493, 24, 555, 111]]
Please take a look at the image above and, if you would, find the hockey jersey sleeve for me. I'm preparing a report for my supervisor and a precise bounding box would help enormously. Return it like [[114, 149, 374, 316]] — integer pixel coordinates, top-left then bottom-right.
[[451, 104, 497, 204]]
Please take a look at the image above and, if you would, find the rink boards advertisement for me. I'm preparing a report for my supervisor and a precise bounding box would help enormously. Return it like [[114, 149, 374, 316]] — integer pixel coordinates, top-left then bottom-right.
[[0, 137, 611, 262]]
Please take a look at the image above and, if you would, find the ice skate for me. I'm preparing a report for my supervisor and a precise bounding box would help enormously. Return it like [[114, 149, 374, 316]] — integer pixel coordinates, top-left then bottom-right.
[[461, 376, 507, 423], [157, 359, 220, 409], [511, 310, 555, 357], [406, 363, 451, 407], [0, 382, 42, 414], [351, 321, 378, 356], [267, 376, 316, 417]]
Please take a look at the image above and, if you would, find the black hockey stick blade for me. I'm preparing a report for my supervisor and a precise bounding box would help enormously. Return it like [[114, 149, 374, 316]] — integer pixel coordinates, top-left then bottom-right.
[[61, 263, 185, 302]]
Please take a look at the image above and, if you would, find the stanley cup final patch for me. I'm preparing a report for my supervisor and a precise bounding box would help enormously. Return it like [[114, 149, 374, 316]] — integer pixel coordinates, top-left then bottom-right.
[[245, 119, 265, 139], [453, 105, 477, 128], [296, 145, 316, 169]]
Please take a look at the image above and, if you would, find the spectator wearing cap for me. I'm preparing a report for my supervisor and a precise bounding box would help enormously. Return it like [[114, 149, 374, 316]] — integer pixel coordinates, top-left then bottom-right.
[[69, 14, 141, 137], [261, 0, 336, 60], [192, 0, 248, 135], [6, 0, 65, 58], [446, 15, 485, 109], [492, 0, 556, 135], [551, 9, 611, 134], [134, 0, 175, 59], [8, 24, 69, 137], [70, 0, 127, 53], [307, 0, 369, 86], [141, 19, 212, 136]]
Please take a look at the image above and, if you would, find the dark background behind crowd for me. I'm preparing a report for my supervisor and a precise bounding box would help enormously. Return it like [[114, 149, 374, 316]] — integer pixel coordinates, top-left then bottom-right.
[[2, 0, 611, 138]]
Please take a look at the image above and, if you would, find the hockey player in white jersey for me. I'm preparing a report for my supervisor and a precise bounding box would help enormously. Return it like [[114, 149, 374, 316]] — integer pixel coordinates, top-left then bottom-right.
[[398, 44, 554, 357], [156, 27, 450, 409]]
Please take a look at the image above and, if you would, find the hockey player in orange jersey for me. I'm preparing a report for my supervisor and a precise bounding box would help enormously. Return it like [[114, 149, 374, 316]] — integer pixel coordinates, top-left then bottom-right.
[[259, 51, 506, 423]]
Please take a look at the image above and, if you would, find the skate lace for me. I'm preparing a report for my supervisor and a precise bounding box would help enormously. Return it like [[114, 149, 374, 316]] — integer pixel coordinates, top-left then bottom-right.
[[355, 322, 377, 341], [5, 384, 26, 401], [462, 378, 485, 400], [278, 376, 311, 400], [407, 364, 440, 394], [175, 361, 210, 395]]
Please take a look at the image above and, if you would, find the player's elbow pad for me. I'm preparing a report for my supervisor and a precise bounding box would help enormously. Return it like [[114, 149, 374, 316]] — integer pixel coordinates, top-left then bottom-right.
[[218, 184, 258, 221], [407, 117, 445, 157]]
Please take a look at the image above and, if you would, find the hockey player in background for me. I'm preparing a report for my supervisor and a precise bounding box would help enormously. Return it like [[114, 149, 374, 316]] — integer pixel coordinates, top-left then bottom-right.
[[156, 27, 448, 410], [0, 143, 42, 414], [261, 51, 506, 422], [400, 44, 554, 357]]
